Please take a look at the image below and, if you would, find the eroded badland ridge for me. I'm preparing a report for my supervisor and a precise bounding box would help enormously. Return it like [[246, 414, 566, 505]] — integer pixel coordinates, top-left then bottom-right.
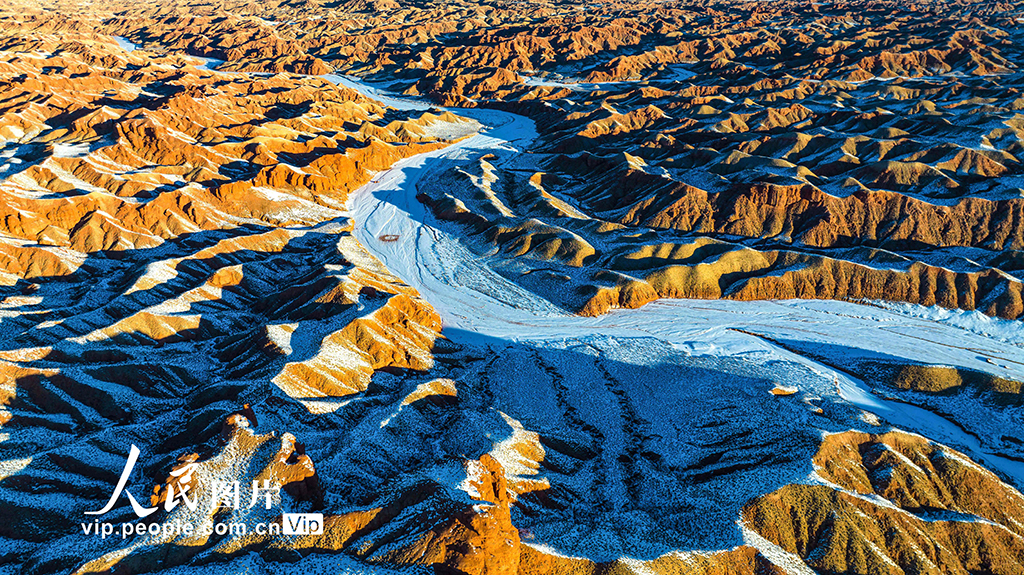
[[1, 0, 1024, 573]]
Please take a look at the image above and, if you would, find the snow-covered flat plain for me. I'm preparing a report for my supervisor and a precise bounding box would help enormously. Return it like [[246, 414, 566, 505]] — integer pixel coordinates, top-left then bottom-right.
[[111, 36, 138, 53], [322, 74, 434, 111], [112, 36, 223, 71]]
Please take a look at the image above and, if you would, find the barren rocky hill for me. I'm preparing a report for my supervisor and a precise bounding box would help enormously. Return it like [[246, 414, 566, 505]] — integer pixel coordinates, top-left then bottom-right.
[[1, 0, 1024, 574], [77, 0, 1024, 318]]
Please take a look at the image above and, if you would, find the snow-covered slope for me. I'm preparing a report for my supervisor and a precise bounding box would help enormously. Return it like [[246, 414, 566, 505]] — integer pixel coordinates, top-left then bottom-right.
[[338, 79, 1024, 567]]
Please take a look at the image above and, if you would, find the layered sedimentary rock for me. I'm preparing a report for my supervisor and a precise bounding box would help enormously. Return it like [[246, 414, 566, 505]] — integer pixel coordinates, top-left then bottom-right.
[[2, 0, 1024, 574], [126, 0, 1021, 320], [0, 8, 474, 572], [31, 0, 1022, 319], [746, 431, 1024, 575]]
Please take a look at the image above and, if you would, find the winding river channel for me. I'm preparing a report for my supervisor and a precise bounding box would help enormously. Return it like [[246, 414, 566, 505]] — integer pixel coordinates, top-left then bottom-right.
[[108, 36, 1024, 557], [340, 80, 1024, 495]]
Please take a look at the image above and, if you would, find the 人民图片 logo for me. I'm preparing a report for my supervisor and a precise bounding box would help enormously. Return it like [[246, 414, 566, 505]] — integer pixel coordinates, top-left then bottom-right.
[[81, 444, 293, 540]]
